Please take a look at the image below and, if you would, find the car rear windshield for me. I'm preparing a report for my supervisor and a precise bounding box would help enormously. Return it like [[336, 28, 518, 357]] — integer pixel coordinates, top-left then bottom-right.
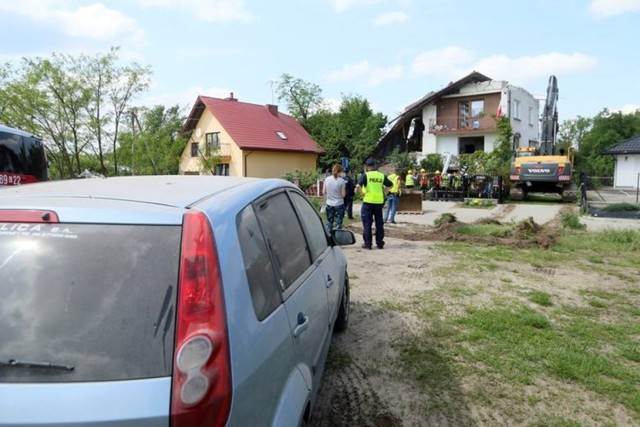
[[0, 223, 181, 383]]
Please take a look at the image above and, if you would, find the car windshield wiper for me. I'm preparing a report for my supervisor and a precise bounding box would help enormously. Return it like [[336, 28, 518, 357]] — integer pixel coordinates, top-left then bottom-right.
[[0, 359, 75, 372]]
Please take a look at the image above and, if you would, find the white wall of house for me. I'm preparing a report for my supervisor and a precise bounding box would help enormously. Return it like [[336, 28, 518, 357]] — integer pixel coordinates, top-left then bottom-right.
[[506, 85, 539, 149], [422, 105, 438, 154], [614, 154, 640, 188], [459, 80, 506, 95], [435, 135, 459, 154]]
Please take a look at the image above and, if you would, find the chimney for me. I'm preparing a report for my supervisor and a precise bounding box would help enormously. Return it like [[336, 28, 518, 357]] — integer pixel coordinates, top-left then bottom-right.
[[225, 92, 237, 101], [266, 104, 278, 116]]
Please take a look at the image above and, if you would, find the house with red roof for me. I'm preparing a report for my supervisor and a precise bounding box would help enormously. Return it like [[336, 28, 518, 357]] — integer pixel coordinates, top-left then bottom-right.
[[179, 93, 323, 178]]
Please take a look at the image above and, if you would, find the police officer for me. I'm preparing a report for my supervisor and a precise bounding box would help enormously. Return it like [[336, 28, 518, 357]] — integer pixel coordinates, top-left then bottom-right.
[[355, 158, 393, 250]]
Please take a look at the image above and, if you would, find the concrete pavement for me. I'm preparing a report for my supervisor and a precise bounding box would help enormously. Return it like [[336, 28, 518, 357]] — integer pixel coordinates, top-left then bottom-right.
[[353, 200, 640, 232]]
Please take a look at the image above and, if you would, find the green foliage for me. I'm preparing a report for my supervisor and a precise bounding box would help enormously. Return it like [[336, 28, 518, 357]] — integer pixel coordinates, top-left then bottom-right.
[[529, 291, 553, 307], [458, 151, 490, 175], [463, 198, 496, 208], [572, 109, 640, 177], [434, 212, 457, 226], [276, 73, 323, 123], [281, 169, 320, 191], [0, 46, 151, 178], [602, 203, 640, 212], [303, 93, 386, 173], [419, 153, 444, 173], [561, 212, 586, 230], [387, 149, 417, 173], [117, 105, 185, 175]]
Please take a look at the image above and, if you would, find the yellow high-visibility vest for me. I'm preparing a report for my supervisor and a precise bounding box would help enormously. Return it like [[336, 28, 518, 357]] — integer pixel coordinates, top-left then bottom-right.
[[363, 171, 385, 204]]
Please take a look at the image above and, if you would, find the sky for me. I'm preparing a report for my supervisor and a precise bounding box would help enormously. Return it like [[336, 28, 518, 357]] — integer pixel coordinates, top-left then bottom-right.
[[1, 0, 639, 125]]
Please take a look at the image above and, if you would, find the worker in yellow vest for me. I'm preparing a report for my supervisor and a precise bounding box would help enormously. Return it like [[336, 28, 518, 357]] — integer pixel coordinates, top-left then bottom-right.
[[405, 169, 416, 190], [383, 168, 402, 224], [355, 158, 393, 249]]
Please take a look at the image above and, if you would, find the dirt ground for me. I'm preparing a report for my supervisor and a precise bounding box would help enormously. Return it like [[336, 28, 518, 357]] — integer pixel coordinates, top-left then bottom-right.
[[308, 207, 638, 427]]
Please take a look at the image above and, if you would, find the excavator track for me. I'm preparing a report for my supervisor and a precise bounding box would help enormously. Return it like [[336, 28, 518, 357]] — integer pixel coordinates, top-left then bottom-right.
[[509, 187, 524, 201]]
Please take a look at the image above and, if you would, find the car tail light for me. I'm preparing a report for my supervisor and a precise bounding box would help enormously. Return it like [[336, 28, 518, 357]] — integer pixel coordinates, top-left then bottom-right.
[[557, 163, 565, 175], [515, 166, 521, 174], [171, 210, 232, 427], [0, 209, 59, 223]]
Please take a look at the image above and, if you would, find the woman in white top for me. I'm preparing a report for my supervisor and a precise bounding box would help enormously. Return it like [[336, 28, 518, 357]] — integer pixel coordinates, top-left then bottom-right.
[[323, 164, 347, 230]]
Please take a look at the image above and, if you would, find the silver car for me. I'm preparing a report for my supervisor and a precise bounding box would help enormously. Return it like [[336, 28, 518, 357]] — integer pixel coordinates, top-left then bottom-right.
[[0, 175, 354, 427]]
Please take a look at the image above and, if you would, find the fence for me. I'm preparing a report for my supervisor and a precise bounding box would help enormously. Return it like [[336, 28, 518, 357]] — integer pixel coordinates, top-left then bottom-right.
[[421, 174, 504, 202], [580, 175, 640, 216]]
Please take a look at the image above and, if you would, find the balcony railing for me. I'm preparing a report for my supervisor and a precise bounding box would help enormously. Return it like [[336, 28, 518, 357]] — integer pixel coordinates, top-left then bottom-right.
[[428, 116, 497, 134]]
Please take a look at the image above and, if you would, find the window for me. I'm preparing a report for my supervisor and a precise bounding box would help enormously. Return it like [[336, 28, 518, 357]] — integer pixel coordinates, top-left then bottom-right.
[[528, 106, 534, 126], [513, 99, 521, 120], [215, 163, 229, 176], [289, 191, 328, 261], [459, 101, 470, 128], [205, 132, 220, 156], [237, 205, 281, 320], [190, 142, 199, 157], [255, 192, 311, 291], [471, 100, 484, 117], [276, 131, 287, 140]]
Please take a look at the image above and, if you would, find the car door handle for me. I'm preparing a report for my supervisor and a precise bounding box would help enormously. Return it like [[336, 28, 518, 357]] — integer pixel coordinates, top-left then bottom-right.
[[326, 274, 334, 288], [293, 313, 309, 338]]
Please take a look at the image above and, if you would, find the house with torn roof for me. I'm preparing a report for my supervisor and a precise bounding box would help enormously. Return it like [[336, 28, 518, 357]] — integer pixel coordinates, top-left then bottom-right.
[[179, 93, 323, 178], [373, 71, 539, 163]]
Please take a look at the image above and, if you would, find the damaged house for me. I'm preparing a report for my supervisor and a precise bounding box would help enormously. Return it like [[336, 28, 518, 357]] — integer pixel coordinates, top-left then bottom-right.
[[373, 71, 539, 162]]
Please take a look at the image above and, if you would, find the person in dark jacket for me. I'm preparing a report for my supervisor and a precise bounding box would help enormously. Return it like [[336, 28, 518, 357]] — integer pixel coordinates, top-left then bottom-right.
[[343, 169, 356, 219]]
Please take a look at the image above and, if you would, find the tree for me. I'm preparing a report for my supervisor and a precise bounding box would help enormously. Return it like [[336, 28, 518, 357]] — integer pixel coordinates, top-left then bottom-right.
[[276, 73, 323, 124], [0, 47, 151, 178], [117, 105, 185, 175], [301, 94, 386, 173], [336, 95, 387, 172], [573, 109, 640, 177], [419, 153, 444, 173]]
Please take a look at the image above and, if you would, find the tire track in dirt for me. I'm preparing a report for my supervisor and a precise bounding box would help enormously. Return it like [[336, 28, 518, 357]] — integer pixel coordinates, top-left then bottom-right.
[[309, 356, 401, 427]]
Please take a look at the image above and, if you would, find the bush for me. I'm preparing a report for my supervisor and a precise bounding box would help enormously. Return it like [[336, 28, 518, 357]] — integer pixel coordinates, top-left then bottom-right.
[[561, 212, 586, 230], [602, 203, 640, 212]]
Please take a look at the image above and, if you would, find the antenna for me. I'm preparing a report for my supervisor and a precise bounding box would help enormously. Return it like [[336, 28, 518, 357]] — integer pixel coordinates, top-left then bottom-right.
[[266, 79, 277, 104]]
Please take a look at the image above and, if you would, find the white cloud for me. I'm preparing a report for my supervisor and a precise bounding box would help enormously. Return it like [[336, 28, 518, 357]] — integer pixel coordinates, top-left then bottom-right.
[[139, 85, 234, 111], [325, 60, 403, 86], [410, 47, 597, 83], [0, 1, 144, 41], [470, 52, 598, 82], [588, 0, 640, 17], [137, 0, 256, 22], [329, 0, 383, 12], [58, 4, 143, 41], [372, 10, 409, 25], [411, 46, 475, 76], [614, 104, 640, 114]]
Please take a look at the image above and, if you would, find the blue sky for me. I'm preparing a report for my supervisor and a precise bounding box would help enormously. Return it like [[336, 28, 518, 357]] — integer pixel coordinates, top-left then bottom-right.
[[1, 0, 639, 124]]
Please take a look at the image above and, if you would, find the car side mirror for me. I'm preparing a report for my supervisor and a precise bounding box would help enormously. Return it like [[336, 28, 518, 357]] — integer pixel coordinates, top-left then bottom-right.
[[331, 229, 356, 246]]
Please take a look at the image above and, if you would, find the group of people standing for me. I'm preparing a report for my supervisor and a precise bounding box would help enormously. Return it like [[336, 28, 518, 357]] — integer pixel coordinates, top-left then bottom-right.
[[323, 158, 399, 250]]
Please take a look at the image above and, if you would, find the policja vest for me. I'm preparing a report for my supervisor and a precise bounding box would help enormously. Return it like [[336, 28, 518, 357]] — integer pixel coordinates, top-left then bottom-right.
[[362, 171, 386, 204]]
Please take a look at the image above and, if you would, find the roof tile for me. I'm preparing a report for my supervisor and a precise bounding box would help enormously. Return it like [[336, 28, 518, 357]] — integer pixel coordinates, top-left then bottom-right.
[[198, 96, 323, 154]]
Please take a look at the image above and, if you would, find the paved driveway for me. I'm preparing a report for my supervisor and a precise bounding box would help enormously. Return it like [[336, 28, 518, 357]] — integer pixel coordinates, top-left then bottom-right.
[[354, 200, 640, 232]]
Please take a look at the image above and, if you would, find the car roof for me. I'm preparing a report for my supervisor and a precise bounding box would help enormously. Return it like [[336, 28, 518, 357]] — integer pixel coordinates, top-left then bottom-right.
[[0, 124, 39, 138], [0, 175, 275, 208], [0, 176, 298, 224]]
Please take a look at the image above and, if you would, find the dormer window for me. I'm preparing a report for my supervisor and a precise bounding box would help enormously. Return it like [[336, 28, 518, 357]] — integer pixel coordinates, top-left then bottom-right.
[[276, 131, 287, 140]]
